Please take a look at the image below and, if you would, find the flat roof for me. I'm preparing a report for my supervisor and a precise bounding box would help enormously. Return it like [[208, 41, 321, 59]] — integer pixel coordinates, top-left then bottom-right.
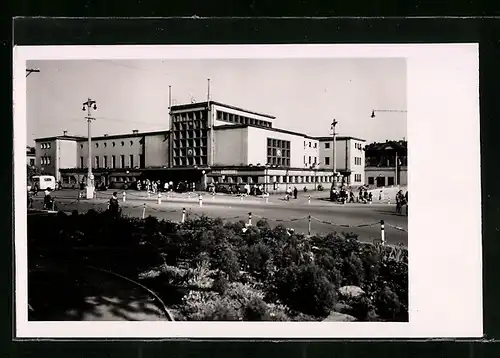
[[214, 124, 365, 142], [315, 136, 367, 142], [35, 135, 86, 142], [170, 101, 276, 119], [35, 130, 169, 143]]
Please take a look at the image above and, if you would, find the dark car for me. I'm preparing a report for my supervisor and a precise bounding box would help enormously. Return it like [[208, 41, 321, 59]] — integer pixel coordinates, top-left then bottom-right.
[[175, 181, 189, 193]]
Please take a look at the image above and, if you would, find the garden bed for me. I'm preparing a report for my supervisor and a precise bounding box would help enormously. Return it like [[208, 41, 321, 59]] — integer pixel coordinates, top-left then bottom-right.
[[28, 210, 408, 322]]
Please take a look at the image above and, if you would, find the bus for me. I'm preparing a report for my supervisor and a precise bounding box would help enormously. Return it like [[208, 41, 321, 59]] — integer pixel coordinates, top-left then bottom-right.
[[32, 175, 56, 191]]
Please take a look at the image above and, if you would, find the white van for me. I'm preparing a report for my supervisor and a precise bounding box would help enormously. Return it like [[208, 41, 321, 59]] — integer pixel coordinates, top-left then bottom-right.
[[32, 175, 56, 191]]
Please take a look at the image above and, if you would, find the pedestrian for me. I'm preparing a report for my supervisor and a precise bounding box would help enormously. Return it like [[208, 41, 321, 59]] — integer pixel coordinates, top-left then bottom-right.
[[368, 192, 373, 203], [349, 191, 355, 203], [43, 189, 53, 210], [27, 189, 33, 209], [108, 191, 120, 217], [293, 186, 298, 199], [137, 181, 142, 191], [164, 181, 169, 192]]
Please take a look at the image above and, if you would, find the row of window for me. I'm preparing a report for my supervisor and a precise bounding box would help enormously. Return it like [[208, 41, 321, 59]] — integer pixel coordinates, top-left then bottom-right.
[[40, 143, 51, 149], [304, 141, 318, 148], [40, 156, 52, 165], [173, 156, 208, 167], [80, 154, 144, 169], [304, 156, 318, 166], [354, 157, 362, 165], [217, 111, 272, 128], [172, 110, 206, 122], [79, 140, 135, 149], [367, 176, 395, 186], [354, 174, 362, 182], [215, 175, 335, 184], [354, 143, 363, 150]]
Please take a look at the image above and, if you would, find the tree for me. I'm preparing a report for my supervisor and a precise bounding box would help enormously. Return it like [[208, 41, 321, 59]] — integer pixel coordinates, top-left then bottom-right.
[[27, 164, 41, 182]]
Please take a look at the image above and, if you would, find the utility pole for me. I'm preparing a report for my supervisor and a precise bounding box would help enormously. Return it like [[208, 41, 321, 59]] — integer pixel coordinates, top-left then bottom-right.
[[395, 150, 398, 186], [82, 98, 97, 199], [168, 85, 172, 109], [207, 78, 211, 102], [331, 119, 338, 187], [26, 69, 40, 77], [370, 109, 407, 186]]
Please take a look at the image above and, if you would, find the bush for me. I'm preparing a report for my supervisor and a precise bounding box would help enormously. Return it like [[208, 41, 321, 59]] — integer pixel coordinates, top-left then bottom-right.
[[373, 286, 403, 321], [275, 264, 337, 317], [29, 212, 408, 322], [243, 297, 270, 321], [346, 295, 378, 322]]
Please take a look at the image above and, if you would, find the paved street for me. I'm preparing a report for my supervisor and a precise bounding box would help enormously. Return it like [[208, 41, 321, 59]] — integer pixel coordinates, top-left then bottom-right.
[[30, 189, 408, 246], [29, 260, 171, 321]]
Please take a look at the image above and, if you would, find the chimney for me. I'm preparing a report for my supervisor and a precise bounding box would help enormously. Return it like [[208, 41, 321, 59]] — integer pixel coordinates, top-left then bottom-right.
[[63, 130, 67, 136], [132, 129, 139, 134]]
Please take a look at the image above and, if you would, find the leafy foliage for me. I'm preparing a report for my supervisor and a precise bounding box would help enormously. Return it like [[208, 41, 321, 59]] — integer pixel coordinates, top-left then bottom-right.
[[29, 211, 408, 322]]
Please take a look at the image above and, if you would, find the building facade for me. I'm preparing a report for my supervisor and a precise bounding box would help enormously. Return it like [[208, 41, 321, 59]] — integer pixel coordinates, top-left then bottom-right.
[[33, 101, 366, 191], [26, 146, 36, 167], [364, 140, 408, 187]]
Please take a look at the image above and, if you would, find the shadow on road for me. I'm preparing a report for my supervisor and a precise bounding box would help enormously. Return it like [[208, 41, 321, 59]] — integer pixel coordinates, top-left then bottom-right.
[[373, 209, 407, 217], [28, 261, 168, 321]]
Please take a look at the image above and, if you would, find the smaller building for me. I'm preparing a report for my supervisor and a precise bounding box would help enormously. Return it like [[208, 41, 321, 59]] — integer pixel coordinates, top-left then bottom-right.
[[26, 146, 36, 167], [364, 140, 407, 187]]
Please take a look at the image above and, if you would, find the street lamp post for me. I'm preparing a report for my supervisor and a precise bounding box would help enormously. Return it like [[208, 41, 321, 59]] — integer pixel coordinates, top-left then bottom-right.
[[331, 119, 338, 187], [370, 109, 407, 187], [82, 98, 97, 199], [264, 163, 270, 194]]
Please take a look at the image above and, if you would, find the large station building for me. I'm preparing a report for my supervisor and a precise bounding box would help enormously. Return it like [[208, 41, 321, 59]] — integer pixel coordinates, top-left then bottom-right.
[[34, 101, 366, 192]]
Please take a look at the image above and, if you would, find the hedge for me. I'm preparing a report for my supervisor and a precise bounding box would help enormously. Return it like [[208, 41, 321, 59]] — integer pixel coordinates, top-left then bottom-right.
[[28, 210, 408, 322]]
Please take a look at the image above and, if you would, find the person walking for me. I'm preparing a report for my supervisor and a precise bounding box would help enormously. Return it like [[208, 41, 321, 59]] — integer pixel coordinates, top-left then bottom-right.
[[43, 189, 54, 210], [108, 191, 120, 217], [293, 186, 298, 199]]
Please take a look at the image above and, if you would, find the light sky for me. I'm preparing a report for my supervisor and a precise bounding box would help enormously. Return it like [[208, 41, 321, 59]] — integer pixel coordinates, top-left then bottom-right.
[[26, 58, 407, 146]]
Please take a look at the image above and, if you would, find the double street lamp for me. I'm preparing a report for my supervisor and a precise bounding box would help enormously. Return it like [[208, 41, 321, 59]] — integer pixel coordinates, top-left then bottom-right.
[[331, 119, 338, 187]]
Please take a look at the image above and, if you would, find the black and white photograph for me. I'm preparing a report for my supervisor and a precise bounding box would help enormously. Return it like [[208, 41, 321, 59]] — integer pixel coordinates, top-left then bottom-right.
[[14, 44, 481, 338]]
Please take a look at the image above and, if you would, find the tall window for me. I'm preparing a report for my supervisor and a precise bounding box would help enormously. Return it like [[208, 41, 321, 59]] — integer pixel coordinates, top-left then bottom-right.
[[368, 177, 374, 185], [80, 156, 84, 168], [308, 156, 311, 165], [325, 157, 330, 165], [129, 154, 134, 168], [325, 142, 330, 149], [388, 177, 395, 186], [111, 155, 116, 169], [120, 155, 125, 168], [103, 156, 108, 168], [95, 156, 99, 168]]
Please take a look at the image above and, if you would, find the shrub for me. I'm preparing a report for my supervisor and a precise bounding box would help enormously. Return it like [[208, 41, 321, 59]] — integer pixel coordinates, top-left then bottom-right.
[[373, 286, 402, 321], [29, 212, 408, 322], [275, 264, 337, 317], [346, 295, 378, 322], [243, 297, 270, 321], [245, 243, 273, 280], [212, 275, 229, 295], [341, 252, 365, 287]]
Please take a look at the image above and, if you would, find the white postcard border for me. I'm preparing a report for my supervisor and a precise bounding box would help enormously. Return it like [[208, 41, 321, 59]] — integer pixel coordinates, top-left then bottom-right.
[[13, 44, 482, 338]]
